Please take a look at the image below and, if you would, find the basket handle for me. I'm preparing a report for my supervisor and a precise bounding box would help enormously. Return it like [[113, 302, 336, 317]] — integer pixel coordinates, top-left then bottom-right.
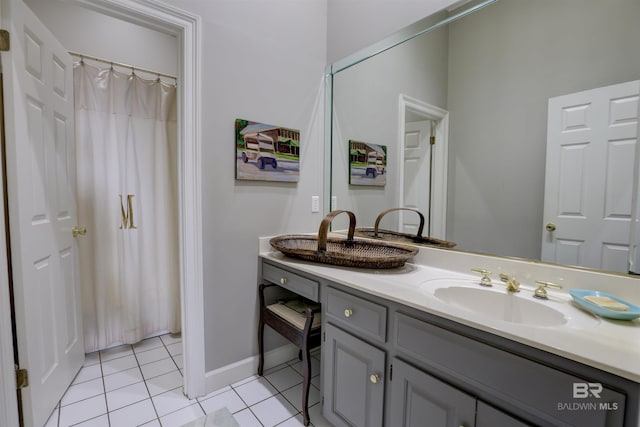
[[317, 210, 356, 254], [374, 208, 424, 239]]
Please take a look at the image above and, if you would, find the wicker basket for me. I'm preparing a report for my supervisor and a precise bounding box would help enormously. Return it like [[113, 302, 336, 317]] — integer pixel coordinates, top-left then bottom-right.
[[270, 210, 419, 269], [354, 208, 456, 248]]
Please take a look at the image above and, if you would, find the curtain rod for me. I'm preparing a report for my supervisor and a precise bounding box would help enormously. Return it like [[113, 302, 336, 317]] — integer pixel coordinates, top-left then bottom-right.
[[69, 51, 177, 81]]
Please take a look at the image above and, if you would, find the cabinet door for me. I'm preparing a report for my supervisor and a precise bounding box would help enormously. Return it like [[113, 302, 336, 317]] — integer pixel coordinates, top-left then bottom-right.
[[390, 358, 475, 427], [323, 323, 385, 427], [476, 401, 532, 427]]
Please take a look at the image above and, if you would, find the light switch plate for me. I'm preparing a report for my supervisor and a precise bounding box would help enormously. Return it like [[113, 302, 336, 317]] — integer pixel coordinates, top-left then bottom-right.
[[311, 196, 320, 213]]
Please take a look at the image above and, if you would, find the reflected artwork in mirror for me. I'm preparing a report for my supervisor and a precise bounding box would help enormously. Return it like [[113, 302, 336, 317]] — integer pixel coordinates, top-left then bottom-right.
[[327, 0, 640, 275]]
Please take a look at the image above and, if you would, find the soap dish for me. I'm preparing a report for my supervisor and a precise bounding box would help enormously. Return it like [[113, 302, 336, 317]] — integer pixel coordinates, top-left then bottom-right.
[[569, 289, 640, 320]]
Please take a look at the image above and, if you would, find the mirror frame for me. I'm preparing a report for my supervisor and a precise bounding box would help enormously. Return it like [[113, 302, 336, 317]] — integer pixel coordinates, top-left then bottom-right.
[[323, 0, 640, 278]]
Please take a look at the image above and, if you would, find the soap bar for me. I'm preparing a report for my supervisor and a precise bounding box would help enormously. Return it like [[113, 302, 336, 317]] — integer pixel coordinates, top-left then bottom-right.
[[583, 295, 629, 311]]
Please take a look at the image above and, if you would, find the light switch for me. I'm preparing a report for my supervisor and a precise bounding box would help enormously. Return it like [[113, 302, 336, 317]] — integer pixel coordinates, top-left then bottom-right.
[[331, 196, 337, 211], [311, 196, 320, 213]]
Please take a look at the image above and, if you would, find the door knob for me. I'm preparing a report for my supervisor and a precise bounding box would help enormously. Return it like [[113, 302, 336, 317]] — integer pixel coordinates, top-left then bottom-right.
[[370, 373, 380, 384], [545, 223, 556, 232], [344, 308, 353, 318], [72, 226, 87, 237]]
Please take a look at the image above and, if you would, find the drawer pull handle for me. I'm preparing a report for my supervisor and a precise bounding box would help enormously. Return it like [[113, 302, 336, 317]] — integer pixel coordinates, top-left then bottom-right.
[[344, 308, 353, 318], [279, 277, 287, 285], [370, 373, 380, 384]]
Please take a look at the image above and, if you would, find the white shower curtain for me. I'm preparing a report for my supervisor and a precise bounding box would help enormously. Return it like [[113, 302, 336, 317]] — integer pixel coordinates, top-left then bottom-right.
[[74, 62, 180, 352]]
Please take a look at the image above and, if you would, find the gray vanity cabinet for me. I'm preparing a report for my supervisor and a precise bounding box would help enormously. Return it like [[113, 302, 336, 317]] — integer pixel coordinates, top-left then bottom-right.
[[389, 358, 531, 427], [260, 259, 638, 427], [323, 323, 385, 427], [389, 358, 476, 427]]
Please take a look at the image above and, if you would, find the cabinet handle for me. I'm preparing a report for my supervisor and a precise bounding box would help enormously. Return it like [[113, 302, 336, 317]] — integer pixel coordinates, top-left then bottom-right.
[[344, 308, 353, 318], [279, 277, 287, 285], [370, 373, 380, 383]]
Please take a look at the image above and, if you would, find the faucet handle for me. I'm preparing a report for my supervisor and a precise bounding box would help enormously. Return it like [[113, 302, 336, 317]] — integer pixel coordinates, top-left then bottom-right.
[[534, 281, 562, 299], [471, 268, 492, 287], [499, 273, 520, 292]]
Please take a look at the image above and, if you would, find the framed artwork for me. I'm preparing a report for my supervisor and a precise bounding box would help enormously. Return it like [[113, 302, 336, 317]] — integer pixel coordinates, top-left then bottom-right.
[[235, 119, 300, 182], [349, 140, 387, 186]]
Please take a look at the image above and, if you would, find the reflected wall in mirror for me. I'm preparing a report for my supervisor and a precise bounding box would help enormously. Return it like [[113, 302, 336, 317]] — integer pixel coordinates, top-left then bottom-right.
[[329, 0, 640, 275]]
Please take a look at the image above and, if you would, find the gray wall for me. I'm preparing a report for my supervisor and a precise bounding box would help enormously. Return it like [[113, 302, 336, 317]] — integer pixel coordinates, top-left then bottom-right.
[[326, 0, 461, 63], [28, 0, 328, 373], [24, 0, 177, 76], [331, 24, 449, 231], [446, 0, 640, 259]]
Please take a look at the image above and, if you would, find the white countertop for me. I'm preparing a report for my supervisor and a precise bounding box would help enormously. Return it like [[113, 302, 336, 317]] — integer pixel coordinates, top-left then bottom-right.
[[259, 239, 640, 383]]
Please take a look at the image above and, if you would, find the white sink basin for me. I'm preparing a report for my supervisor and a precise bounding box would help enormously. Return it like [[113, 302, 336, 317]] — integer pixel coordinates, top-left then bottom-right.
[[420, 279, 599, 327], [433, 286, 567, 326]]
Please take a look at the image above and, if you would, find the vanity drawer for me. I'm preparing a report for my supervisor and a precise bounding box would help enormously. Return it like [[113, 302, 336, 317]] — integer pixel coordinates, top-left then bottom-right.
[[325, 286, 387, 342], [262, 262, 319, 302], [394, 312, 626, 426]]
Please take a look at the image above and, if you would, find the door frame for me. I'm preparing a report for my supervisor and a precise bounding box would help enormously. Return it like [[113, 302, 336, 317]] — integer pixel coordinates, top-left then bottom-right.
[[397, 94, 449, 239], [0, 2, 204, 423]]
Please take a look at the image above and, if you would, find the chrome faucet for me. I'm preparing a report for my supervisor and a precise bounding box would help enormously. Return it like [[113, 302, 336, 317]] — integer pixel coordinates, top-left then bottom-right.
[[499, 274, 520, 292]]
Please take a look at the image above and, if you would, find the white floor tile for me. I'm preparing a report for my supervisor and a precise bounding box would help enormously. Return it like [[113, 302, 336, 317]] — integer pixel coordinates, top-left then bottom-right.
[[133, 337, 164, 353], [140, 357, 178, 380], [289, 357, 320, 378], [72, 363, 103, 385], [311, 375, 320, 390], [101, 354, 138, 376], [265, 366, 303, 392], [83, 351, 101, 367], [277, 414, 307, 427], [232, 408, 262, 427], [158, 403, 205, 427], [281, 383, 320, 412], [231, 374, 259, 388], [233, 377, 278, 406], [250, 394, 298, 427], [197, 385, 231, 402], [108, 398, 158, 427], [61, 377, 105, 406], [166, 341, 183, 356], [103, 366, 144, 392], [199, 389, 246, 415], [139, 419, 162, 427], [145, 370, 183, 396], [58, 394, 107, 427], [100, 344, 133, 362], [136, 346, 171, 365], [307, 403, 331, 427], [73, 414, 110, 427], [106, 381, 150, 411], [172, 353, 184, 369], [160, 333, 182, 345], [43, 408, 58, 427], [151, 386, 198, 417]]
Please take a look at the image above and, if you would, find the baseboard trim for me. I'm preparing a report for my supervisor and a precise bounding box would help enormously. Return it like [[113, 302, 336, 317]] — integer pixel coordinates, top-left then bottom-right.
[[204, 344, 298, 393]]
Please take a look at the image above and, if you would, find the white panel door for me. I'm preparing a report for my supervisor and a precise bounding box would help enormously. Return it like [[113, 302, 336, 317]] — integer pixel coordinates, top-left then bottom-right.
[[542, 80, 639, 272], [1, 0, 84, 426], [403, 120, 432, 234]]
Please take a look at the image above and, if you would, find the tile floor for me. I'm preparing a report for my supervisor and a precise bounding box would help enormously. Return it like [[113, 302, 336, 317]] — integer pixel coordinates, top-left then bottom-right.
[[43, 333, 330, 427]]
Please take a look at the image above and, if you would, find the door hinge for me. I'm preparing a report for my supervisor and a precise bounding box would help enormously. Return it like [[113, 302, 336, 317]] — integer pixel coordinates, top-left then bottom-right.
[[15, 368, 28, 389], [430, 135, 436, 145], [322, 332, 325, 342], [389, 363, 393, 381], [0, 30, 9, 51]]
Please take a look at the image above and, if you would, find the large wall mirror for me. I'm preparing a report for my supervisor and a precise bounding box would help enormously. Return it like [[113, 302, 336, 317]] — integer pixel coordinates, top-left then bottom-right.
[[328, 0, 640, 275]]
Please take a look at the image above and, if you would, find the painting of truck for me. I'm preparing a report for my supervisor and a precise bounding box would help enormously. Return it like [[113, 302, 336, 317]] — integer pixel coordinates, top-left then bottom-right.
[[349, 140, 387, 186], [235, 119, 300, 182]]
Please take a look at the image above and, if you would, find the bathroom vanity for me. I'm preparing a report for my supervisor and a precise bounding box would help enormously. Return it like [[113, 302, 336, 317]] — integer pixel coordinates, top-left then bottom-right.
[[259, 241, 640, 427]]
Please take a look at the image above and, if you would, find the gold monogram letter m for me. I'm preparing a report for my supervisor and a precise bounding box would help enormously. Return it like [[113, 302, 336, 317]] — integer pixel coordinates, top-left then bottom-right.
[[119, 194, 137, 230]]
